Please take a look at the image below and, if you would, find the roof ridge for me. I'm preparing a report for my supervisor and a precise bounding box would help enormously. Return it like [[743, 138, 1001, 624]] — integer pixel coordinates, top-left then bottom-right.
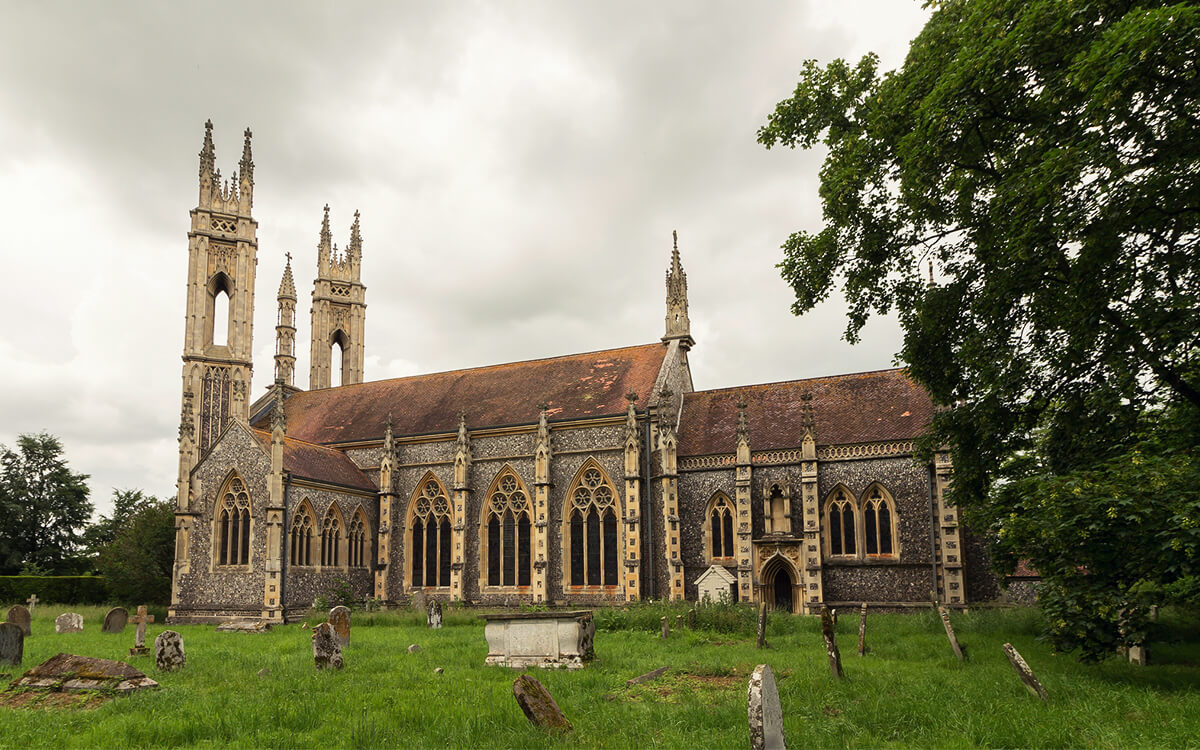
[[686, 367, 910, 397]]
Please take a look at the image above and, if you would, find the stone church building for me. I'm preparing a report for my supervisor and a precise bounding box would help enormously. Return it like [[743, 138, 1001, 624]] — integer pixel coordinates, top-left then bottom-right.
[[168, 123, 994, 624]]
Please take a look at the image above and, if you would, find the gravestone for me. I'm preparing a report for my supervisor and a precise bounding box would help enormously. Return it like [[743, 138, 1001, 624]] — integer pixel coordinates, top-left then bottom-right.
[[938, 606, 965, 661], [1128, 644, 1149, 666], [512, 674, 572, 733], [216, 620, 271, 633], [660, 616, 669, 639], [411, 590, 427, 612], [5, 605, 31, 636], [329, 605, 351, 646], [820, 607, 844, 679], [428, 600, 442, 629], [12, 653, 158, 693], [675, 615, 683, 632], [312, 622, 343, 670], [747, 664, 786, 750], [1002, 643, 1048, 701], [626, 666, 669, 687], [154, 630, 185, 671], [857, 603, 868, 656], [55, 612, 83, 634], [756, 602, 768, 649], [407, 643, 421, 654], [25, 594, 39, 612], [129, 605, 154, 655], [0, 622, 23, 667], [103, 607, 129, 634], [686, 609, 696, 629]]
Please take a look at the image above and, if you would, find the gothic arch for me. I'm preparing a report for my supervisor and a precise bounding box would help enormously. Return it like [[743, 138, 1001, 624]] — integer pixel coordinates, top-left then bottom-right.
[[320, 503, 346, 568], [347, 505, 369, 568], [760, 553, 799, 614], [860, 482, 898, 558], [823, 484, 857, 558], [290, 498, 317, 567], [703, 492, 736, 563], [561, 458, 621, 592], [479, 465, 533, 590], [406, 472, 453, 589], [206, 271, 234, 348], [212, 471, 252, 568]]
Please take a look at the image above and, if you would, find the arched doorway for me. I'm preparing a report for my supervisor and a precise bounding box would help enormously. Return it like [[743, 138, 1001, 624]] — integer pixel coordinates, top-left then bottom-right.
[[772, 568, 793, 613], [759, 555, 798, 614]]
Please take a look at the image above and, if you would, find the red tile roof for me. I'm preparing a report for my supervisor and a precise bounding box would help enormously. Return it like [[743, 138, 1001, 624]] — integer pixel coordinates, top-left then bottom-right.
[[262, 343, 670, 445], [250, 430, 377, 492], [677, 369, 933, 456]]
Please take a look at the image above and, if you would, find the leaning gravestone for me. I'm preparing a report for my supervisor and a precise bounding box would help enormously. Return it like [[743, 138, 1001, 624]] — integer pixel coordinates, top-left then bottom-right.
[[55, 612, 84, 634], [427, 600, 442, 629], [748, 664, 786, 750], [820, 607, 844, 679], [0, 622, 24, 667], [312, 622, 343, 670], [155, 630, 186, 672], [512, 674, 572, 733], [5, 605, 31, 636], [1003, 643, 1048, 701], [103, 607, 129, 634], [329, 605, 351, 647], [756, 602, 768, 649], [938, 606, 965, 661]]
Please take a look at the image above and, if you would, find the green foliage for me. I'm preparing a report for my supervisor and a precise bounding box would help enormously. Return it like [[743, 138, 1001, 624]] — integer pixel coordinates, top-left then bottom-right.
[[760, 0, 1200, 661], [82, 489, 159, 562], [94, 494, 175, 605], [0, 432, 93, 574], [0, 575, 107, 605]]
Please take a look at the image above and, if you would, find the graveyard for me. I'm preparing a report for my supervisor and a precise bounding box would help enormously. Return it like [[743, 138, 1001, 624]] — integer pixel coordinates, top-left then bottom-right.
[[0, 602, 1199, 747]]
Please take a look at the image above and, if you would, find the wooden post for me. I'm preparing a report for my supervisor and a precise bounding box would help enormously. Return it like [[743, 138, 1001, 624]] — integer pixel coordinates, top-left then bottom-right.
[[938, 606, 964, 661], [820, 606, 844, 679], [756, 602, 768, 649], [1003, 643, 1048, 701], [857, 603, 868, 656]]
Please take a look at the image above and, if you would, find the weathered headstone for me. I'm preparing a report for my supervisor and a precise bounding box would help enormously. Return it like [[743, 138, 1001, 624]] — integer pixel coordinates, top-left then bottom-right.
[[938, 606, 965, 661], [103, 607, 129, 634], [407, 643, 421, 654], [5, 605, 31, 636], [1128, 644, 1149, 666], [1002, 643, 1048, 701], [12, 653, 158, 693], [0, 622, 23, 667], [747, 664, 786, 750], [686, 609, 696, 628], [820, 606, 844, 679], [129, 605, 154, 655], [328, 605, 351, 646], [55, 612, 83, 634], [216, 620, 272, 633], [857, 603, 868, 656], [312, 622, 343, 670], [512, 674, 572, 733], [411, 589, 427, 612], [25, 594, 39, 612], [428, 600, 442, 629], [154, 630, 185, 671], [756, 602, 768, 649], [626, 666, 669, 687], [660, 616, 670, 639]]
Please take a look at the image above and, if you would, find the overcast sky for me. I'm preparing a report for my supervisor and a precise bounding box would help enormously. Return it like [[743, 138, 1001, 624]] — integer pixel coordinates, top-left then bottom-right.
[[0, 1, 929, 517]]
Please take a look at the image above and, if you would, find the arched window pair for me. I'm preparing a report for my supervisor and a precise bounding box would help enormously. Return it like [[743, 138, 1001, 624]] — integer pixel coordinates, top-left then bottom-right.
[[216, 474, 251, 566], [290, 501, 370, 568], [706, 493, 736, 562], [825, 484, 897, 559]]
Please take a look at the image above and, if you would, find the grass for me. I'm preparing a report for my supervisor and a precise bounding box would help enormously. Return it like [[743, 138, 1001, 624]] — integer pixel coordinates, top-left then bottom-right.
[[1, 602, 1198, 748]]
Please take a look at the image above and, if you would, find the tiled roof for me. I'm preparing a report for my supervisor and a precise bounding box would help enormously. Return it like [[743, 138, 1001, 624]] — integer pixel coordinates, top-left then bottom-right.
[[262, 343, 670, 445], [250, 430, 377, 492], [677, 369, 933, 457]]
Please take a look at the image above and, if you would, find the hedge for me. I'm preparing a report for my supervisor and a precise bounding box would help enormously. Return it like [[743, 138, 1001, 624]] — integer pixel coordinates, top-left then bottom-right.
[[0, 576, 108, 606]]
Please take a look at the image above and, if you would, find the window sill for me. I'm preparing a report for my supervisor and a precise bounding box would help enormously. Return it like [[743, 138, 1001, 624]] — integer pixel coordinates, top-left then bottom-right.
[[823, 557, 901, 566]]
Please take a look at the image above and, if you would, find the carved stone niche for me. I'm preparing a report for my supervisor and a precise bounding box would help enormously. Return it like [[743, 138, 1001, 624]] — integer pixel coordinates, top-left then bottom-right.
[[762, 479, 792, 536]]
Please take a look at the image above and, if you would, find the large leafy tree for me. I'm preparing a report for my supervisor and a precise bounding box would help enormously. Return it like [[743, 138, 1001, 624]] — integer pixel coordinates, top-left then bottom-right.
[[0, 432, 93, 574], [759, 0, 1199, 659], [94, 494, 175, 605]]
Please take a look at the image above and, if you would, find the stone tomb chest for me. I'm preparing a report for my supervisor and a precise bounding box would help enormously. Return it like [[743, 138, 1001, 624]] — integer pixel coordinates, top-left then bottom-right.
[[695, 564, 737, 604], [481, 610, 594, 669]]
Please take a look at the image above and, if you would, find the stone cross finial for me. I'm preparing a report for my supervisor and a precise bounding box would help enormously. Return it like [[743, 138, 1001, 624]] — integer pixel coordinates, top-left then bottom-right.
[[626, 390, 638, 404], [25, 594, 38, 612]]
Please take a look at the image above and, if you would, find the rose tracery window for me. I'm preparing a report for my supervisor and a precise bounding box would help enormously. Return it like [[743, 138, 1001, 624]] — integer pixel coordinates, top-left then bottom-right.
[[483, 469, 532, 588], [410, 476, 452, 587], [217, 476, 251, 566], [566, 465, 619, 587]]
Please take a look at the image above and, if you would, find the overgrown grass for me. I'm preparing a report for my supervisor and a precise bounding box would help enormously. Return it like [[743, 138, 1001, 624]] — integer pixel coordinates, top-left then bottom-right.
[[2, 602, 1199, 748]]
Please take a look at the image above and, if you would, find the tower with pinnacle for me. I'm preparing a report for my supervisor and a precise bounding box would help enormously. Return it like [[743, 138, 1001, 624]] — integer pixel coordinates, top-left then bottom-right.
[[663, 230, 694, 348], [275, 254, 297, 386], [309, 206, 367, 389]]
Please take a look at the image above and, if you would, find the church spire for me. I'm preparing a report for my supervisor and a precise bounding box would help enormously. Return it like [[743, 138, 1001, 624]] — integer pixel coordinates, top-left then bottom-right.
[[275, 253, 297, 386], [198, 119, 215, 186], [238, 127, 254, 210], [662, 230, 694, 348], [317, 204, 332, 272]]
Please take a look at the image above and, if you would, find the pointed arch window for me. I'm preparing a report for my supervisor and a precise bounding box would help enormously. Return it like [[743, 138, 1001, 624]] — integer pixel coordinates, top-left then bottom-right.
[[825, 487, 856, 557], [564, 463, 620, 588], [347, 508, 368, 568], [706, 493, 735, 561], [320, 506, 343, 567], [482, 468, 532, 588], [216, 475, 251, 566], [863, 485, 897, 557], [290, 503, 315, 566], [409, 475, 452, 588]]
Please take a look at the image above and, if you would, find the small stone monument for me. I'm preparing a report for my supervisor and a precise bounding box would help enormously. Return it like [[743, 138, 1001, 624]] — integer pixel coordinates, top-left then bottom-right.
[[154, 630, 185, 671], [312, 622, 343, 670], [12, 653, 158, 693], [55, 612, 84, 634], [411, 589, 427, 612], [129, 605, 154, 654], [512, 674, 572, 733], [103, 607, 129, 634], [328, 605, 351, 646], [0, 622, 24, 667], [820, 606, 844, 679], [857, 603, 868, 656], [747, 664, 786, 750], [938, 606, 965, 661], [1003, 643, 1048, 701], [25, 594, 39, 612], [660, 616, 669, 639], [428, 600, 442, 629], [216, 620, 271, 633], [756, 602, 768, 649], [5, 605, 31, 636]]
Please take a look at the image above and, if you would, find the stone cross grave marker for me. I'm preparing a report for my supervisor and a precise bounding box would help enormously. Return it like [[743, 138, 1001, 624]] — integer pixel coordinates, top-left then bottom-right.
[[129, 605, 154, 654], [1002, 643, 1048, 701], [820, 606, 844, 679], [25, 594, 38, 612], [312, 622, 343, 670], [0, 621, 24, 667], [6, 605, 31, 636], [938, 606, 965, 661], [55, 612, 83, 634], [329, 605, 351, 647], [155, 630, 186, 671], [756, 602, 768, 649], [857, 603, 868, 656], [428, 600, 442, 629], [660, 616, 669, 639], [747, 664, 786, 750], [512, 674, 572, 734], [103, 607, 129, 634]]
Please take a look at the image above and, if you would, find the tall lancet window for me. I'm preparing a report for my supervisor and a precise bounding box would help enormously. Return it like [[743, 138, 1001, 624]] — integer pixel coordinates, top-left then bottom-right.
[[216, 475, 251, 566], [409, 475, 452, 588], [564, 462, 620, 588]]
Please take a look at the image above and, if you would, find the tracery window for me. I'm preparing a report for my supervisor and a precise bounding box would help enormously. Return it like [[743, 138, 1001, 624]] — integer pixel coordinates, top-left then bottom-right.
[[347, 508, 368, 568], [565, 462, 619, 588], [290, 503, 314, 566], [216, 475, 251, 566], [863, 485, 896, 557], [825, 487, 856, 557], [410, 475, 452, 588], [483, 468, 532, 588], [707, 493, 735, 560], [320, 506, 343, 567]]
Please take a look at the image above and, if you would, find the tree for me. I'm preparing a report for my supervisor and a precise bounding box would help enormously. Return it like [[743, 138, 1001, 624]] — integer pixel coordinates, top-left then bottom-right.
[[81, 488, 158, 563], [759, 0, 1199, 660], [94, 494, 175, 605], [0, 432, 93, 574]]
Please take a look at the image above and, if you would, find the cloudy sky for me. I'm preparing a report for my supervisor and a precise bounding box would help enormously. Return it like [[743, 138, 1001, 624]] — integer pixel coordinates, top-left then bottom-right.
[[0, 1, 929, 517]]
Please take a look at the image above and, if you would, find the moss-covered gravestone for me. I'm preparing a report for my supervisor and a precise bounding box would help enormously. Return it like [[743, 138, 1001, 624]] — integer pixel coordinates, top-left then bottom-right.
[[512, 674, 572, 733]]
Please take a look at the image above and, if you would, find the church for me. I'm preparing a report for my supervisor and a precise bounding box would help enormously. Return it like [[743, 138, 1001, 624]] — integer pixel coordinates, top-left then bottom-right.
[[167, 123, 996, 624]]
